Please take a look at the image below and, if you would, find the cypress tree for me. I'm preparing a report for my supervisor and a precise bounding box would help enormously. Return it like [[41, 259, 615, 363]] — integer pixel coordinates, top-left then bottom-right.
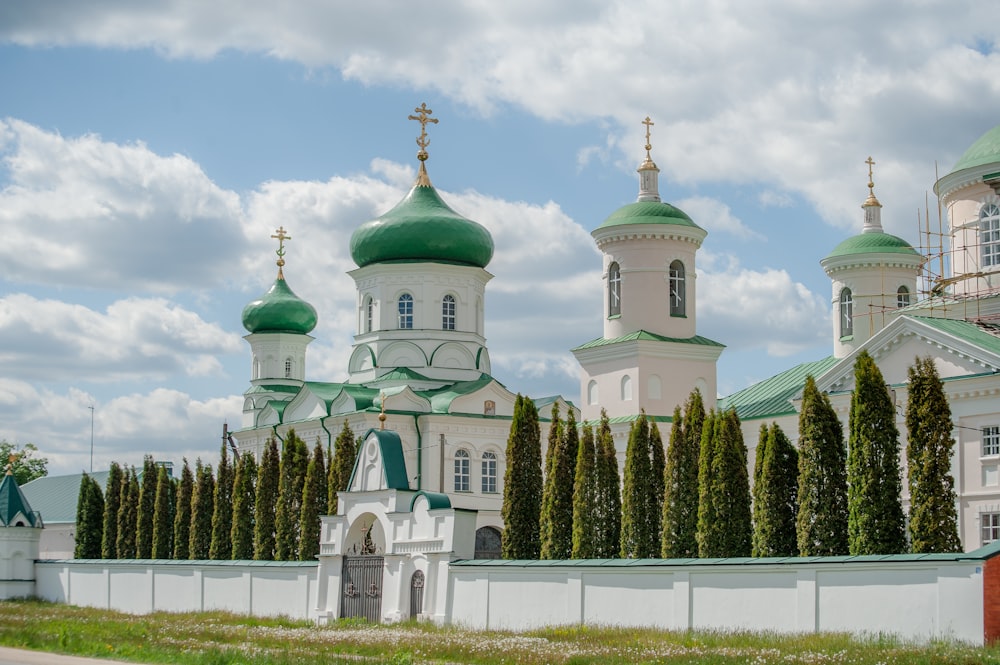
[[116, 468, 138, 558], [848, 351, 906, 555], [135, 455, 157, 558], [648, 420, 665, 550], [696, 411, 720, 556], [298, 441, 327, 561], [74, 473, 104, 558], [209, 443, 234, 560], [663, 390, 704, 558], [541, 405, 576, 559], [189, 460, 215, 559], [255, 437, 280, 560], [706, 410, 752, 556], [752, 423, 799, 557], [101, 462, 123, 558], [593, 409, 621, 558], [501, 395, 543, 559], [571, 424, 597, 559], [231, 451, 257, 560], [796, 375, 848, 556], [906, 356, 961, 553], [152, 465, 173, 558], [621, 412, 654, 558], [539, 403, 563, 558], [275, 429, 308, 560], [173, 459, 194, 559], [327, 421, 357, 515]]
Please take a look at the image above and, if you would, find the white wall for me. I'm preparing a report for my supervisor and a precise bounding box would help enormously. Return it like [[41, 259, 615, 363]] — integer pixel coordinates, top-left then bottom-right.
[[447, 559, 985, 644], [35, 561, 318, 620]]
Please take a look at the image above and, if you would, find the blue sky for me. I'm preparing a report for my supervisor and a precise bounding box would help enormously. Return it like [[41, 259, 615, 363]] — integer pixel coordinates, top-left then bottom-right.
[[1, 1, 999, 475]]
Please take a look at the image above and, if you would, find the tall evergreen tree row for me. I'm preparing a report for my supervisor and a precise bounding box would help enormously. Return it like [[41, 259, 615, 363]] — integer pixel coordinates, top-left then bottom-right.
[[299, 441, 327, 561], [501, 395, 542, 559], [593, 410, 621, 558], [662, 390, 704, 558], [752, 423, 798, 557], [621, 412, 657, 558], [540, 404, 576, 559], [152, 465, 174, 558], [231, 451, 258, 560], [101, 462, 123, 559], [571, 424, 597, 559], [173, 459, 194, 559], [74, 473, 104, 559]]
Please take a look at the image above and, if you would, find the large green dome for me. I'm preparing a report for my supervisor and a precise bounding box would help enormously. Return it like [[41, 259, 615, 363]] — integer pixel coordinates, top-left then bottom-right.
[[948, 124, 1000, 175], [242, 277, 318, 334], [823, 232, 919, 260], [350, 185, 494, 268], [596, 200, 703, 231]]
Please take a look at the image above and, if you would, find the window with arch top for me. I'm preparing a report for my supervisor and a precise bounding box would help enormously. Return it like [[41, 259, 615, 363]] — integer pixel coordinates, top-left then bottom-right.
[[454, 448, 470, 492], [398, 293, 414, 329], [981, 203, 1000, 268], [608, 262, 621, 316], [284, 357, 293, 378], [442, 294, 456, 330], [669, 260, 685, 316], [481, 451, 497, 493], [839, 288, 853, 337], [365, 296, 373, 333], [896, 285, 910, 308]]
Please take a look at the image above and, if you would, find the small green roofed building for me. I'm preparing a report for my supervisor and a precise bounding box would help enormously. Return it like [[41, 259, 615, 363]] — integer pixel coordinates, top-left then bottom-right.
[[0, 462, 43, 599]]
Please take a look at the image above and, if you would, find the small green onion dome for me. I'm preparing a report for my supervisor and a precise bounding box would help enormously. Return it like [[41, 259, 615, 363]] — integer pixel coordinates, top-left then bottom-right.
[[242, 277, 318, 334], [350, 185, 494, 268], [596, 200, 704, 231], [823, 232, 919, 261]]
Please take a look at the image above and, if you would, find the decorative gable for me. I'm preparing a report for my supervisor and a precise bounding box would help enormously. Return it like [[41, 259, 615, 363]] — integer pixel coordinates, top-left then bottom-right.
[[446, 380, 518, 417], [347, 429, 411, 492]]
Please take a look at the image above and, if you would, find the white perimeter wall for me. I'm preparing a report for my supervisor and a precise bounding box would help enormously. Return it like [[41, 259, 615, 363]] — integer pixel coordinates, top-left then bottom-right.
[[447, 559, 985, 644], [35, 561, 318, 620]]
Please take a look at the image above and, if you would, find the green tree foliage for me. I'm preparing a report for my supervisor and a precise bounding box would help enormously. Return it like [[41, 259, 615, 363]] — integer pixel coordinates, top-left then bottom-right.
[[698, 410, 752, 557], [593, 410, 621, 558], [501, 395, 543, 559], [752, 423, 799, 557], [847, 351, 907, 555], [621, 412, 658, 558], [327, 421, 357, 515], [254, 437, 280, 560], [663, 389, 704, 558], [172, 459, 194, 559], [74, 473, 104, 559], [116, 468, 139, 558], [0, 441, 48, 486], [189, 460, 215, 560], [539, 403, 563, 558], [796, 375, 848, 556], [275, 429, 309, 561], [209, 443, 234, 560], [571, 424, 597, 559], [298, 441, 327, 561], [648, 420, 665, 550], [906, 356, 961, 553], [101, 462, 123, 558], [541, 405, 576, 559], [696, 411, 719, 556], [152, 465, 173, 559], [136, 455, 157, 558], [231, 451, 257, 560]]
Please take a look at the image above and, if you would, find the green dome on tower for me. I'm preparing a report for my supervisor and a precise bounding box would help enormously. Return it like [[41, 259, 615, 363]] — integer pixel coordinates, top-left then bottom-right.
[[823, 232, 919, 261], [596, 200, 703, 231], [350, 184, 494, 268], [242, 276, 318, 335], [948, 124, 1000, 176]]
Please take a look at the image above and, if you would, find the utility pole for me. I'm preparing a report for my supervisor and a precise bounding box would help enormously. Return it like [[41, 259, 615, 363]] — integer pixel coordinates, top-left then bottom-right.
[[89, 405, 95, 473]]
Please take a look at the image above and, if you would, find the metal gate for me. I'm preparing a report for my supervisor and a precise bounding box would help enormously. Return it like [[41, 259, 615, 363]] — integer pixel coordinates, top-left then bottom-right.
[[341, 556, 384, 622], [409, 570, 425, 618]]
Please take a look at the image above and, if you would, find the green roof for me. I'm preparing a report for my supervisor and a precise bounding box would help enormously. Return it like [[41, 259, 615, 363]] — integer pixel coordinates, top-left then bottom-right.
[[350, 184, 494, 268], [409, 490, 452, 511], [374, 367, 434, 383], [718, 356, 838, 421], [21, 471, 112, 524], [949, 124, 1000, 175], [823, 232, 919, 260], [583, 413, 674, 427], [241, 276, 318, 335], [596, 201, 702, 231], [0, 472, 41, 527], [348, 429, 410, 491], [908, 316, 1000, 357], [428, 374, 498, 413], [572, 329, 724, 351], [245, 384, 301, 395]]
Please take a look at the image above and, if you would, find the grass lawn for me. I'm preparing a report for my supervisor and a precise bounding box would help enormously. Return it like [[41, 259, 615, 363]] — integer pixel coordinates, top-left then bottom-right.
[[0, 598, 996, 664]]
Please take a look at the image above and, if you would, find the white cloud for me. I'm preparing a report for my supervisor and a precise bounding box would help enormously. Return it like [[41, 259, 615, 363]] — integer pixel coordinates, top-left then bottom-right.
[[759, 190, 794, 208], [675, 196, 762, 240]]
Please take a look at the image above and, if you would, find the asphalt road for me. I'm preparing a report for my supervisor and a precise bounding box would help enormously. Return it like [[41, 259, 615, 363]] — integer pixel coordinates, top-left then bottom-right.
[[0, 647, 141, 665]]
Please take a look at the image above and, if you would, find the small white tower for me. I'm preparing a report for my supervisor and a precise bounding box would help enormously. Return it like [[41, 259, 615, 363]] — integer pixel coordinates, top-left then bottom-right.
[[820, 157, 921, 358]]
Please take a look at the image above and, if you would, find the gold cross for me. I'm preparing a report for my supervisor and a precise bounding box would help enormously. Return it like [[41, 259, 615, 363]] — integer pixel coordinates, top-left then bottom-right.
[[866, 156, 876, 192], [642, 116, 655, 158], [408, 103, 439, 161], [271, 226, 290, 276]]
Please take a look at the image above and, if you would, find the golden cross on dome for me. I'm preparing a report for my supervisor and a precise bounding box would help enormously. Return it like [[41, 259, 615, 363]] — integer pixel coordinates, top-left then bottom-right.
[[642, 116, 655, 159], [408, 103, 439, 162], [864, 156, 881, 207], [271, 226, 290, 277]]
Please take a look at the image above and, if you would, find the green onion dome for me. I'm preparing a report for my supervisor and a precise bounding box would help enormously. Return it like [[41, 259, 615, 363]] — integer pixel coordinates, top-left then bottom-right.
[[823, 232, 919, 261], [242, 276, 318, 334], [350, 184, 494, 268], [596, 200, 704, 231], [949, 124, 1000, 175]]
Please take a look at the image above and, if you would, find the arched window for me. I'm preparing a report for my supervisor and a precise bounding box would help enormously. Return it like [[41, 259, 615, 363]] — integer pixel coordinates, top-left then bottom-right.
[[840, 288, 853, 337], [284, 357, 293, 378], [587, 380, 598, 405], [365, 296, 373, 333], [608, 262, 622, 316], [621, 375, 633, 401], [669, 260, 685, 316], [442, 294, 456, 330], [896, 285, 910, 308], [398, 293, 414, 329], [252, 357, 260, 380], [482, 452, 498, 493], [474, 526, 502, 559], [454, 448, 470, 491], [981, 203, 1000, 267]]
